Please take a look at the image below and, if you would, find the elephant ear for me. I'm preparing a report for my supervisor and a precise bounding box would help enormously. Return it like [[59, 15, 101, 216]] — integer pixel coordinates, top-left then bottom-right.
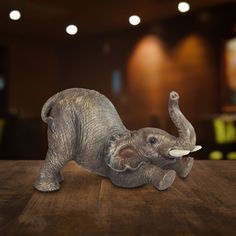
[[104, 133, 145, 172], [119, 147, 137, 159]]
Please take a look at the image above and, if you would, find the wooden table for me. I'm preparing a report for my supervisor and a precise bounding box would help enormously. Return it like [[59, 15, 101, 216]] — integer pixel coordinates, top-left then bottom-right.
[[0, 160, 235, 236]]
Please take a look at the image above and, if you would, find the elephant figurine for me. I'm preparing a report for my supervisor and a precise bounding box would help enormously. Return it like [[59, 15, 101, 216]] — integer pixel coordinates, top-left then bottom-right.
[[34, 88, 201, 192]]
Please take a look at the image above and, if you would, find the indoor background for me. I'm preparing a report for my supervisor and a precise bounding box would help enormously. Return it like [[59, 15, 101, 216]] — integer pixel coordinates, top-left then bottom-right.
[[0, 0, 236, 160]]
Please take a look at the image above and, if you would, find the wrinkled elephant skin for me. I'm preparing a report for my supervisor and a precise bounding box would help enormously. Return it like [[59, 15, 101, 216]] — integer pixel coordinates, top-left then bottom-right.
[[34, 88, 201, 192]]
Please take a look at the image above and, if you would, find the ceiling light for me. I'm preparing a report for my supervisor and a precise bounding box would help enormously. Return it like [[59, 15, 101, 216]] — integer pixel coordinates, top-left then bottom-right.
[[178, 2, 190, 13], [9, 10, 21, 20], [66, 25, 78, 35], [129, 15, 141, 26]]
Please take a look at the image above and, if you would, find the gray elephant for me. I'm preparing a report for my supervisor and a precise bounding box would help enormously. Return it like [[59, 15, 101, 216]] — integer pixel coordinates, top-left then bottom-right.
[[34, 88, 201, 192]]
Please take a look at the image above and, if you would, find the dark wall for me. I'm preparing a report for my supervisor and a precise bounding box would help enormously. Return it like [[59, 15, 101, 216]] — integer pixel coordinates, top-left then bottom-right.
[[1, 2, 235, 159], [8, 41, 62, 117]]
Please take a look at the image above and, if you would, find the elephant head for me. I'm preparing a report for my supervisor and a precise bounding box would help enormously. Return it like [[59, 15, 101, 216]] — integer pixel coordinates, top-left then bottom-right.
[[104, 91, 202, 172]]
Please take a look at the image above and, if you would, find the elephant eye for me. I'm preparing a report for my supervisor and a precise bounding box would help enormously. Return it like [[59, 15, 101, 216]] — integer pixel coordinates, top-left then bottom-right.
[[148, 137, 157, 145]]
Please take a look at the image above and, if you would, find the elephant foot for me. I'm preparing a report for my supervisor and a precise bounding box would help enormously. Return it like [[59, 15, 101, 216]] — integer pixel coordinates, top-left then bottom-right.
[[156, 170, 176, 191], [178, 157, 194, 178], [34, 176, 61, 192]]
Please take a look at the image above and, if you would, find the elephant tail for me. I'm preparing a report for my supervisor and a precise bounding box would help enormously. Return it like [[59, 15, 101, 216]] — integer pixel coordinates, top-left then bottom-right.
[[41, 88, 80, 124], [41, 92, 61, 124]]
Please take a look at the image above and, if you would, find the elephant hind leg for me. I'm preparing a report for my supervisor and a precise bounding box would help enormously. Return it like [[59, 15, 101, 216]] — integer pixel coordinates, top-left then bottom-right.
[[34, 149, 68, 192], [34, 112, 76, 192], [108, 164, 176, 191]]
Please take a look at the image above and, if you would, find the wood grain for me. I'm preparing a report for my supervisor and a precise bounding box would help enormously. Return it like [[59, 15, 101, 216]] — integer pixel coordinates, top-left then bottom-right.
[[0, 160, 235, 236]]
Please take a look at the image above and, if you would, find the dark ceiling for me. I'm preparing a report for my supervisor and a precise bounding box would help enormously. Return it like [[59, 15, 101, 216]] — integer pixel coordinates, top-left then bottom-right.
[[0, 0, 235, 41]]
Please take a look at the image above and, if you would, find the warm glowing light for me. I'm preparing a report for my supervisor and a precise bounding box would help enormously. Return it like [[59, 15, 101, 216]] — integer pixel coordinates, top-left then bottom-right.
[[129, 15, 141, 26], [66, 25, 78, 35], [178, 2, 190, 13], [9, 10, 21, 20]]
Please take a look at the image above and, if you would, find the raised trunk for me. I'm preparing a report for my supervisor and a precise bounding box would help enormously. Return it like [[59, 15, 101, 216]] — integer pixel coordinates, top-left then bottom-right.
[[168, 91, 196, 150]]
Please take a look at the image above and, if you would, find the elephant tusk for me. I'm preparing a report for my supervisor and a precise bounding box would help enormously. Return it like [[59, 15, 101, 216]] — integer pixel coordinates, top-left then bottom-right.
[[191, 145, 202, 152], [169, 149, 190, 157]]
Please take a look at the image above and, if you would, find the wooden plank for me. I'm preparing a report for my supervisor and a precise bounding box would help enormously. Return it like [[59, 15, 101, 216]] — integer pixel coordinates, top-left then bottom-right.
[[0, 160, 235, 235], [0, 161, 37, 235]]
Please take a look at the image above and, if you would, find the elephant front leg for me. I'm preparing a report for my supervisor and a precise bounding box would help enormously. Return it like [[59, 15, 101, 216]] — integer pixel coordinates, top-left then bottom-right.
[[163, 157, 194, 178], [108, 164, 176, 191]]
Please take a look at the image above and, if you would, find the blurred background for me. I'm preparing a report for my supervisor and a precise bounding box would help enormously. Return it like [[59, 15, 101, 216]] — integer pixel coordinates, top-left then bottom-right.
[[0, 0, 236, 160]]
